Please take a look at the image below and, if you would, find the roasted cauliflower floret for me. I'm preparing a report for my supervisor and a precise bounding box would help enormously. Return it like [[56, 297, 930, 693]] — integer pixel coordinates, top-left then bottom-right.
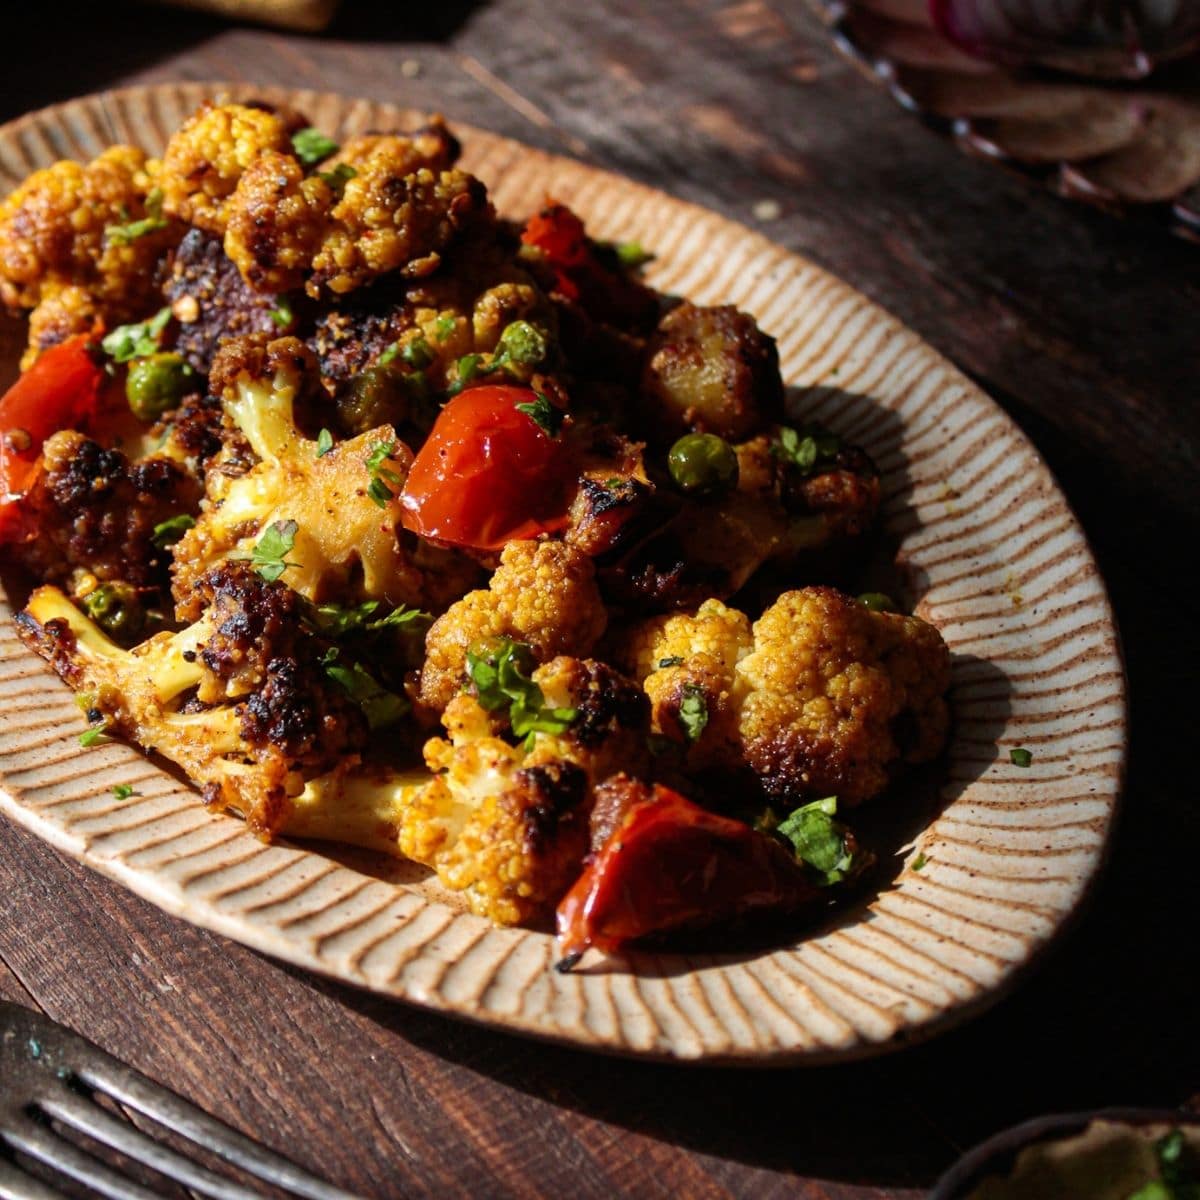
[[158, 102, 295, 234], [309, 164, 490, 298], [15, 563, 378, 835], [614, 598, 753, 771], [419, 540, 607, 712], [5, 429, 202, 601], [640, 303, 784, 443], [398, 653, 649, 925], [171, 334, 434, 617], [736, 587, 950, 805], [0, 146, 179, 362]]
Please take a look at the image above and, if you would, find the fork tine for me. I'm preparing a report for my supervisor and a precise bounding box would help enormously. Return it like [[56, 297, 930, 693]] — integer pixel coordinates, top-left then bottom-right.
[[0, 1119, 160, 1200], [0, 1156, 70, 1200], [39, 1092, 264, 1200], [75, 1065, 363, 1200]]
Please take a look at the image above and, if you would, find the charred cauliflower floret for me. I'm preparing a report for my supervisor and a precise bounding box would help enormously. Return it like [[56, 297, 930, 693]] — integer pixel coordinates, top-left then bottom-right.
[[736, 587, 950, 806], [0, 146, 179, 362], [614, 598, 753, 771], [396, 652, 649, 925], [162, 229, 292, 371], [5, 429, 202, 603], [419, 540, 607, 712], [171, 334, 434, 617], [640, 303, 784, 443], [15, 562, 378, 835], [158, 102, 295, 234]]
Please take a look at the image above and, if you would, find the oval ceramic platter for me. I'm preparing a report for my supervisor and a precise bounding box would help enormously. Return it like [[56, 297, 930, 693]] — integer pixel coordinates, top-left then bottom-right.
[[0, 83, 1126, 1064]]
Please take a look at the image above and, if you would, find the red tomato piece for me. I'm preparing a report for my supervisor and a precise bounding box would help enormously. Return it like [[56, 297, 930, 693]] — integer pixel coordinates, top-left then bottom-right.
[[555, 783, 818, 963], [398, 384, 574, 551], [0, 335, 105, 541]]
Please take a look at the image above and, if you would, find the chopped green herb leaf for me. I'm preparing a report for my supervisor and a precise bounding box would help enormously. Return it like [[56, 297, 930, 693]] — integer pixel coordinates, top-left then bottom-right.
[[402, 337, 434, 370], [79, 724, 108, 747], [315, 428, 334, 458], [321, 648, 409, 729], [678, 684, 708, 743], [112, 784, 137, 800], [445, 353, 482, 397], [151, 513, 195, 549], [773, 424, 840, 477], [911, 852, 927, 871], [777, 797, 854, 885], [251, 518, 299, 583], [377, 342, 402, 368], [433, 314, 456, 342], [291, 127, 339, 166], [365, 440, 403, 508], [105, 187, 168, 245], [317, 162, 357, 196], [514, 392, 562, 436], [1127, 1183, 1173, 1200], [1010, 747, 1033, 768], [857, 592, 896, 612], [466, 637, 577, 749], [268, 295, 293, 328], [101, 307, 172, 363], [313, 599, 430, 640], [658, 656, 684, 669], [615, 240, 653, 269]]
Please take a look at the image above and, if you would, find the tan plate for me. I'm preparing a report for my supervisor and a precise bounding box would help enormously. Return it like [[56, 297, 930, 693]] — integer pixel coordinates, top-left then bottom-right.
[[0, 83, 1127, 1063]]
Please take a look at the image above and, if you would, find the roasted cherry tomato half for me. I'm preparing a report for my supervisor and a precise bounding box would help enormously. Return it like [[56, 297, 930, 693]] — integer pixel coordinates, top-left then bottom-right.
[[398, 384, 574, 551], [0, 335, 105, 541], [555, 782, 817, 963]]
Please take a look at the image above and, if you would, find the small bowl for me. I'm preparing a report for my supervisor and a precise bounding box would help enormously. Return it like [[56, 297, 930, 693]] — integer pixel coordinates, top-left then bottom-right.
[[929, 1107, 1200, 1199]]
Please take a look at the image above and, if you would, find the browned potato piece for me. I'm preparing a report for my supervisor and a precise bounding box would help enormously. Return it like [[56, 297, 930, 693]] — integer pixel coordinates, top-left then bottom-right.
[[641, 303, 784, 442]]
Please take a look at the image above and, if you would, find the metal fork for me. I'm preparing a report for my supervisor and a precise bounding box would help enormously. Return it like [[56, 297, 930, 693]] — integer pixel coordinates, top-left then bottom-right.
[[0, 1000, 364, 1200]]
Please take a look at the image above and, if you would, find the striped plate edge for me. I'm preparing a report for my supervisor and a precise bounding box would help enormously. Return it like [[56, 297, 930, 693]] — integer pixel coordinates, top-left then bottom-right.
[[0, 83, 1127, 1064]]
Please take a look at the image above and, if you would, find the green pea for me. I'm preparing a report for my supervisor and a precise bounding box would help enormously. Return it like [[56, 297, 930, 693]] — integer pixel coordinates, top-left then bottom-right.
[[81, 582, 145, 640], [496, 320, 546, 366], [667, 433, 738, 495], [126, 353, 193, 421], [339, 365, 409, 434], [857, 592, 897, 613]]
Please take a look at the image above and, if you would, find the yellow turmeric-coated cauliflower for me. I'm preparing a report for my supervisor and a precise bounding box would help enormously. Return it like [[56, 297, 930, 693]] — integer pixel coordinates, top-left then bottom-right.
[[736, 587, 950, 805], [0, 146, 177, 357], [158, 102, 294, 233], [419, 540, 608, 712], [398, 655, 649, 925], [223, 150, 333, 294], [614, 598, 753, 771], [309, 165, 489, 297]]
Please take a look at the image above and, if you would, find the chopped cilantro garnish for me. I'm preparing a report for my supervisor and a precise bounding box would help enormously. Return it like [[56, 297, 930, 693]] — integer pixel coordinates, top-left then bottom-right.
[[365, 440, 403, 508], [377, 342, 402, 367], [514, 392, 562, 436], [678, 684, 708, 743], [251, 519, 299, 583], [317, 162, 357, 196], [315, 428, 334, 458], [911, 852, 927, 871], [150, 513, 195, 549], [615, 240, 653, 269], [402, 337, 434, 370], [1010, 747, 1033, 768], [291, 127, 339, 166], [773, 424, 840, 477], [105, 188, 168, 245], [79, 724, 108, 748], [101, 307, 172, 363], [112, 784, 137, 800], [314, 599, 430, 640], [433, 314, 457, 342], [321, 648, 409, 729], [777, 796, 854, 885], [268, 295, 293, 328], [857, 592, 896, 613], [446, 353, 482, 398], [658, 656, 684, 668], [466, 637, 577, 749]]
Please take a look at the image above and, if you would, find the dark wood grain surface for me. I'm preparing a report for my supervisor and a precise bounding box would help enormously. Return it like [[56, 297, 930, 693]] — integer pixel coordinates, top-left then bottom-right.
[[1, 2, 1196, 1197]]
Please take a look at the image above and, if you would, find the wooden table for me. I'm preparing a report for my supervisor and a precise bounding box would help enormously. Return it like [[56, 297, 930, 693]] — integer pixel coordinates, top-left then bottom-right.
[[2, 3, 1196, 1197]]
